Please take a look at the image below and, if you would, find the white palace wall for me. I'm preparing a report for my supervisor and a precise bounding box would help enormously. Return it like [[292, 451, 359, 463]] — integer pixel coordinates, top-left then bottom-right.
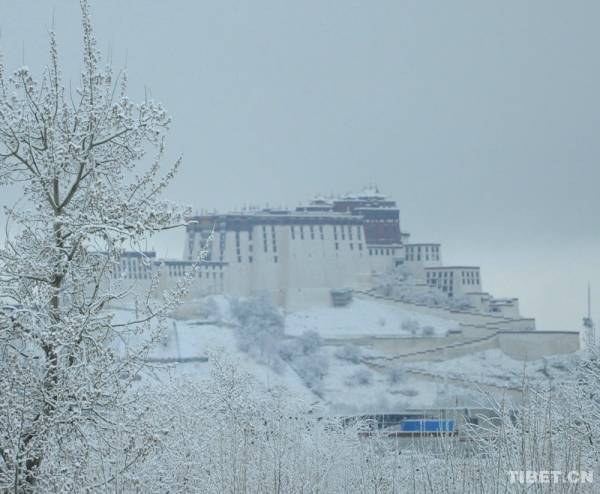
[[194, 221, 398, 311]]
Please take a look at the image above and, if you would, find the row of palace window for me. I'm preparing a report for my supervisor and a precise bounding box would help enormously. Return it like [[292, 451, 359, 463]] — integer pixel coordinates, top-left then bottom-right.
[[406, 253, 441, 262], [335, 242, 363, 251], [231, 225, 365, 261], [369, 248, 397, 256], [405, 245, 440, 262], [236, 256, 279, 263], [407, 245, 440, 252], [290, 224, 362, 242], [427, 270, 480, 285], [168, 264, 224, 279], [113, 260, 225, 281], [461, 271, 480, 285]]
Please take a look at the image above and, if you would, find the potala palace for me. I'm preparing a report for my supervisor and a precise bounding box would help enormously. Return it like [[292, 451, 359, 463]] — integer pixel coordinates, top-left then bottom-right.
[[115, 188, 580, 361]]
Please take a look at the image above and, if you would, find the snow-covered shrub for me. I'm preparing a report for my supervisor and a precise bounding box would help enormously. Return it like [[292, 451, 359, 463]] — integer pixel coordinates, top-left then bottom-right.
[[293, 353, 329, 391], [278, 330, 328, 389], [388, 367, 405, 384], [335, 343, 362, 364], [448, 296, 473, 310], [297, 330, 323, 355], [421, 325, 435, 336], [345, 368, 373, 386], [230, 295, 284, 370], [279, 330, 322, 362], [197, 296, 221, 321], [401, 318, 420, 335], [278, 338, 303, 361]]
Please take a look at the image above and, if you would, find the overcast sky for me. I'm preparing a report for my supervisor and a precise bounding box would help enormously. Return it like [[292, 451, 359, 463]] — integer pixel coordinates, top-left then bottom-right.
[[1, 0, 599, 331]]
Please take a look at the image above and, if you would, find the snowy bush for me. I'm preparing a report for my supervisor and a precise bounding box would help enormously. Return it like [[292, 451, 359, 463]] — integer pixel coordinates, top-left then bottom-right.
[[448, 296, 473, 310], [334, 343, 363, 364], [279, 330, 322, 362], [230, 295, 285, 370], [278, 330, 328, 389], [388, 367, 405, 384], [278, 338, 303, 361], [292, 353, 329, 391], [421, 325, 435, 336], [401, 318, 420, 335], [297, 330, 323, 355], [197, 296, 221, 321], [345, 368, 373, 386]]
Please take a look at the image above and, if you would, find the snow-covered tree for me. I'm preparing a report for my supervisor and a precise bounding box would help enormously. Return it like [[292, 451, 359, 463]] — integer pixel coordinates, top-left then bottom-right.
[[0, 2, 189, 490], [231, 295, 285, 367], [334, 343, 362, 364]]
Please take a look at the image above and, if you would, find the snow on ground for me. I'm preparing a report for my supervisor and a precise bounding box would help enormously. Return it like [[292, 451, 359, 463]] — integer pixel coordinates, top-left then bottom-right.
[[111, 307, 318, 404], [404, 349, 580, 388], [285, 298, 458, 338], [108, 297, 577, 413]]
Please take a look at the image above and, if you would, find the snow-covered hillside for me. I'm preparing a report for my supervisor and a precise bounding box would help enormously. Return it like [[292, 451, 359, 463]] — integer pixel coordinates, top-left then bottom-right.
[[286, 298, 458, 338], [113, 296, 579, 414]]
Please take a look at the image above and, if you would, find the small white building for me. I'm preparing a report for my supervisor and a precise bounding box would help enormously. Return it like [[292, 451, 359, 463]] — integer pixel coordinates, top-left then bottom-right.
[[425, 266, 481, 299]]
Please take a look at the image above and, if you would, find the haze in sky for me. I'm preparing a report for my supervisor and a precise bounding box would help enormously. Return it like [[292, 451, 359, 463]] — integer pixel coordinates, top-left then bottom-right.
[[1, 0, 599, 331]]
